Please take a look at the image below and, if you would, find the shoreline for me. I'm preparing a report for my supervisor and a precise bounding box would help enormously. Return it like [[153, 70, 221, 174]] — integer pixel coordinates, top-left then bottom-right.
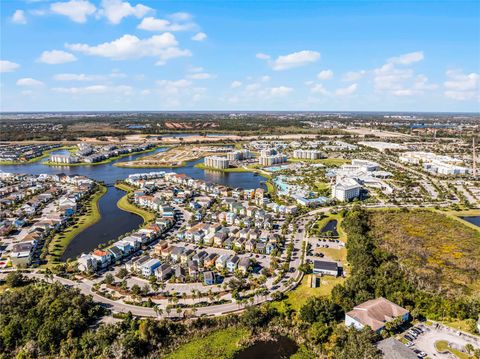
[[42, 146, 162, 167], [0, 145, 76, 165], [46, 183, 107, 265], [115, 183, 157, 223]]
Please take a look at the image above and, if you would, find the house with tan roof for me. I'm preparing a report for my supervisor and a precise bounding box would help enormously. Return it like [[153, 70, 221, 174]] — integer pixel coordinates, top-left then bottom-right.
[[345, 297, 409, 333]]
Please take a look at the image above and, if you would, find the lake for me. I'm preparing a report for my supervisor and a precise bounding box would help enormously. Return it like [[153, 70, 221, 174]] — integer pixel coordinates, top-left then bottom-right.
[[461, 216, 480, 227], [0, 147, 265, 259], [234, 336, 298, 359]]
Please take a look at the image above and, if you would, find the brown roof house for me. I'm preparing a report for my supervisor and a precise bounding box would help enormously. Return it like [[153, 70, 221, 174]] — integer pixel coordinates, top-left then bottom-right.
[[345, 297, 409, 333]]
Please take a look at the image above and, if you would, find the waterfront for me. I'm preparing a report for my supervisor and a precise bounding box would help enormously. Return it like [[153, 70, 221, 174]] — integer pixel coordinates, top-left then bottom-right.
[[0, 147, 265, 259], [234, 337, 298, 359], [461, 216, 480, 227]]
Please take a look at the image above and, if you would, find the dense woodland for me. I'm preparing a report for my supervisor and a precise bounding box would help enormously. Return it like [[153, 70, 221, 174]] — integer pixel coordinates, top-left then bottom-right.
[[1, 207, 479, 358]]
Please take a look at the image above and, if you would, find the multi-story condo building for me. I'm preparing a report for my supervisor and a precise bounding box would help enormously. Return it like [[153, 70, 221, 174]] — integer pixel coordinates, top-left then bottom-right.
[[293, 149, 325, 160], [260, 148, 277, 157], [258, 154, 288, 166], [49, 154, 79, 164], [226, 149, 252, 161], [204, 156, 230, 169]]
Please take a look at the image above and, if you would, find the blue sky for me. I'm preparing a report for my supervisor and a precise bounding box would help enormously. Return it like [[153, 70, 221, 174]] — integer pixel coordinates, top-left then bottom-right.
[[1, 0, 479, 112]]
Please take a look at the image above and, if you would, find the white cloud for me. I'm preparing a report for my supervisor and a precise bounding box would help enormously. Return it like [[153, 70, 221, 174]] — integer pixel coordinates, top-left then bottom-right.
[[270, 86, 293, 96], [187, 72, 213, 80], [138, 17, 194, 32], [335, 83, 357, 96], [52, 84, 133, 95], [50, 0, 96, 23], [53, 73, 101, 81], [317, 70, 333, 80], [38, 50, 77, 64], [98, 0, 152, 24], [191, 32, 207, 41], [12, 10, 27, 24], [373, 52, 435, 97], [267, 50, 321, 71], [156, 79, 192, 95], [342, 70, 366, 82], [444, 70, 479, 101], [66, 34, 191, 64], [388, 51, 424, 65], [231, 81, 242, 88], [260, 75, 270, 82], [16, 78, 44, 87], [0, 60, 20, 73], [310, 83, 330, 95], [188, 66, 203, 73], [256, 53, 270, 60], [169, 12, 192, 21]]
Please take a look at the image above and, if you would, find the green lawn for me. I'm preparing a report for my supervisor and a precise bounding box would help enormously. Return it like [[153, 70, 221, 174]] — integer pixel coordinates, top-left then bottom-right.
[[47, 184, 107, 263], [272, 275, 346, 313], [115, 183, 157, 223], [165, 327, 250, 359], [434, 340, 473, 359]]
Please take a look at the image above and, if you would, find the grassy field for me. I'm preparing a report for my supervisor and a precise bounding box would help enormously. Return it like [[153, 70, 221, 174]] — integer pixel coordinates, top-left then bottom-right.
[[165, 327, 250, 359], [369, 209, 480, 296], [115, 183, 156, 223], [435, 340, 473, 359], [439, 319, 478, 335], [272, 275, 346, 313], [47, 184, 107, 262]]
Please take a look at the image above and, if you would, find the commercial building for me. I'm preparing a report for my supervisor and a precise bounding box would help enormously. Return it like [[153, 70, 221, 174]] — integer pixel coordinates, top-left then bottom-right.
[[331, 177, 362, 201], [204, 156, 230, 169], [399, 151, 471, 175], [293, 149, 325, 160], [258, 154, 287, 166], [313, 260, 339, 276], [345, 297, 409, 333]]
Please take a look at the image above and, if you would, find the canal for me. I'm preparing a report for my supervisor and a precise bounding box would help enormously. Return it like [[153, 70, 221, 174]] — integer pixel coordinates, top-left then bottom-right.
[[0, 147, 266, 259], [461, 216, 480, 227]]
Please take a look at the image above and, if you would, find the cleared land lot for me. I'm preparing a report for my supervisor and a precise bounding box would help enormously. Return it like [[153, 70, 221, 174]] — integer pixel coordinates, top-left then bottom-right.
[[369, 209, 480, 296], [116, 145, 232, 168]]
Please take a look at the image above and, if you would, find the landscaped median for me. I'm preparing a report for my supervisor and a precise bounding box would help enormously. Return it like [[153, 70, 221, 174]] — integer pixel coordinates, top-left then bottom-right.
[[46, 183, 107, 264], [434, 340, 473, 359], [115, 182, 156, 223]]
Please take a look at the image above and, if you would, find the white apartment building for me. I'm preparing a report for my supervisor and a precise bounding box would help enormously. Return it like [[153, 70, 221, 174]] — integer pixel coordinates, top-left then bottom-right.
[[259, 154, 288, 166], [260, 148, 277, 157], [332, 177, 362, 201], [204, 156, 230, 169], [293, 149, 325, 160], [226, 149, 252, 161], [49, 154, 78, 164]]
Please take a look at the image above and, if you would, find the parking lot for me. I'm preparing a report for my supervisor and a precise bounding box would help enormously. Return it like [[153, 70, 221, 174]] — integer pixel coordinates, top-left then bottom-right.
[[399, 322, 480, 358]]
